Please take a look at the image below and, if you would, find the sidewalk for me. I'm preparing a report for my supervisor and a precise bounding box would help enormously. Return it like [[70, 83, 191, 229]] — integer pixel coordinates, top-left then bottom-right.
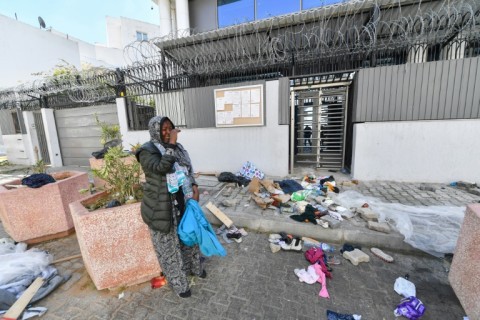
[[1, 165, 478, 319]]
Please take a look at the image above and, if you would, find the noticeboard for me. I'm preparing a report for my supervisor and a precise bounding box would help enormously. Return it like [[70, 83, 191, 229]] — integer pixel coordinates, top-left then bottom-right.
[[214, 84, 264, 127]]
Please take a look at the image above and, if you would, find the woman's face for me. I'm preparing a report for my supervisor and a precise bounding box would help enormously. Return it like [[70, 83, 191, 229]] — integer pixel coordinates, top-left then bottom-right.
[[161, 120, 173, 143]]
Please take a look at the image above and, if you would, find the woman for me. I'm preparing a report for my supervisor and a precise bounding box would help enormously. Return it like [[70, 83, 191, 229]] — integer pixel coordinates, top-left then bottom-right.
[[135, 116, 205, 298]]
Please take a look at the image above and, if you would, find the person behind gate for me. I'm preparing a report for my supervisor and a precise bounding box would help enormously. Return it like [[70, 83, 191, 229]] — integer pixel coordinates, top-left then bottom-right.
[[135, 116, 205, 298]]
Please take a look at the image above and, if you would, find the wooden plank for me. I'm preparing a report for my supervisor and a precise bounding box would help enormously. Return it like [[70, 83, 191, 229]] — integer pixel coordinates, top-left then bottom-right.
[[205, 202, 233, 228], [56, 113, 119, 128], [1, 277, 44, 320], [464, 57, 479, 118], [52, 253, 82, 264]]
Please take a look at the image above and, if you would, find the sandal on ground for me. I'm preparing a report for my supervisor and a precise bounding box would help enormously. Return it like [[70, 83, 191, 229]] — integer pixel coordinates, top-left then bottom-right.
[[370, 247, 394, 263]]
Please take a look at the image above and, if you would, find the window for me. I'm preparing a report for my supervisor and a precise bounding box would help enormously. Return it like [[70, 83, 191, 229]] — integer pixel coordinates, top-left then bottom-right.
[[257, 0, 299, 20], [136, 31, 148, 41], [218, 0, 255, 28], [302, 0, 343, 10]]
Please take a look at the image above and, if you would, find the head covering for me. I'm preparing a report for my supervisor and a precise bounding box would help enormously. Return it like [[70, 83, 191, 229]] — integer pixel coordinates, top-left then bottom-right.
[[148, 116, 193, 170], [148, 116, 174, 145]]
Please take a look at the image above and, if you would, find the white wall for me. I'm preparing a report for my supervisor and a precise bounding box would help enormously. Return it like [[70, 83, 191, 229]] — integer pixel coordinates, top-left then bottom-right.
[[351, 119, 480, 183], [0, 14, 81, 88], [118, 80, 290, 177], [4, 135, 32, 165], [106, 16, 162, 49]]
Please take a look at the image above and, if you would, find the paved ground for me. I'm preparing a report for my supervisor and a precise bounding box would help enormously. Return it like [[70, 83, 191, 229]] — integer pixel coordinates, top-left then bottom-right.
[[1, 164, 479, 319]]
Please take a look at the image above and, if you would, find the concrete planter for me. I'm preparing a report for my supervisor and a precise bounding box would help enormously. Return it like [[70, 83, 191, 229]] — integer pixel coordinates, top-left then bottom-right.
[[449, 204, 480, 319], [0, 171, 89, 244], [69, 191, 161, 290]]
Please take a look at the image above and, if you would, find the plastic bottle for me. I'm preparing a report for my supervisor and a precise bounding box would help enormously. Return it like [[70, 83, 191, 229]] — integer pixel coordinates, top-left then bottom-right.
[[320, 243, 334, 253]]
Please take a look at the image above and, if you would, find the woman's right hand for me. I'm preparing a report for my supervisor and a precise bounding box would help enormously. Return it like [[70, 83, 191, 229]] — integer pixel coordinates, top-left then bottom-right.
[[169, 128, 181, 144]]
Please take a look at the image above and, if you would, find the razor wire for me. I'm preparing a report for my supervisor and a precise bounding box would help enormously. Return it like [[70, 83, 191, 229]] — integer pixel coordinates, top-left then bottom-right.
[[1, 0, 479, 109], [123, 0, 479, 76]]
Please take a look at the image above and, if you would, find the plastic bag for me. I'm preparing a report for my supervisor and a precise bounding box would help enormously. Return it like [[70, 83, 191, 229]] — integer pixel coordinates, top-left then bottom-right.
[[394, 277, 416, 297], [394, 296, 425, 319], [335, 191, 465, 257], [291, 190, 312, 202], [0, 249, 53, 286]]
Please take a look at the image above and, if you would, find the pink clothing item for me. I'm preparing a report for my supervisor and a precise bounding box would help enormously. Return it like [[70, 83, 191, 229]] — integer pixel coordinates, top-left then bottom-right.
[[313, 263, 330, 299], [294, 268, 318, 284]]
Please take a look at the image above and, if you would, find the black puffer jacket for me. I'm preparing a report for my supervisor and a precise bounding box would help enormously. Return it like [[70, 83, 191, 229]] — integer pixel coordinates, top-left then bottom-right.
[[135, 141, 176, 233]]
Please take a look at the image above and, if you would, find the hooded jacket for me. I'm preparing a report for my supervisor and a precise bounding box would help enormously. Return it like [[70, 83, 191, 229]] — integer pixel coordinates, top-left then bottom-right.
[[135, 141, 176, 232]]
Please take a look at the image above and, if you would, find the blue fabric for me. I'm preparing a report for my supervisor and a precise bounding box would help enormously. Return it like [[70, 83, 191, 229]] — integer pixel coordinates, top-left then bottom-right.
[[178, 200, 227, 257], [278, 179, 304, 194]]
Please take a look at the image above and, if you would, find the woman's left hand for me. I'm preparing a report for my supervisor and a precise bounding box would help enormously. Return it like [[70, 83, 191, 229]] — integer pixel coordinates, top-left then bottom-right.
[[193, 185, 199, 201]]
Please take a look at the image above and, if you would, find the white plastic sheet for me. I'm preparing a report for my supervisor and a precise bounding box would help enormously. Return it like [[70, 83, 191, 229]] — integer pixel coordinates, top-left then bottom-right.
[[0, 248, 53, 286], [334, 190, 465, 257]]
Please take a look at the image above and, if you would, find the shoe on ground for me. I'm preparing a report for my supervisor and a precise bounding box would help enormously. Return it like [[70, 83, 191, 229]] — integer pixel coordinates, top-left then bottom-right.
[[199, 270, 207, 278], [178, 290, 191, 298]]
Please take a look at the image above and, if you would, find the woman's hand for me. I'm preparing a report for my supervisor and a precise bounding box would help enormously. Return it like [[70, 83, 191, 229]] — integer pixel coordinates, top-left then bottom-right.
[[169, 128, 181, 145], [192, 185, 199, 201]]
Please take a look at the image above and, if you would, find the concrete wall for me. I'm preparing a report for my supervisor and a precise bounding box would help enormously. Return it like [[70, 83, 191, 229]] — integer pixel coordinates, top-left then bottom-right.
[[351, 119, 480, 183], [3, 134, 32, 165], [118, 80, 289, 176], [189, 0, 217, 33], [106, 16, 162, 48], [0, 14, 81, 88]]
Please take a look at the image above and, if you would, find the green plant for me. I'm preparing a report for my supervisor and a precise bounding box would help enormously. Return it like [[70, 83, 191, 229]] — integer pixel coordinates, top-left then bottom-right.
[[130, 142, 142, 153], [92, 146, 142, 204], [32, 159, 47, 174], [94, 114, 121, 145]]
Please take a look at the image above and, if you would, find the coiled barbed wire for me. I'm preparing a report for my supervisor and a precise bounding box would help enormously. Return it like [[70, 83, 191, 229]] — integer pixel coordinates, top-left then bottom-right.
[[0, 0, 478, 108]]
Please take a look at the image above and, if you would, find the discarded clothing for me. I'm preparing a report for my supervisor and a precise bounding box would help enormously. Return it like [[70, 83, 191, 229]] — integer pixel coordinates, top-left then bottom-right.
[[217, 172, 250, 187], [290, 212, 317, 224], [178, 199, 226, 257], [21, 174, 55, 188], [313, 263, 329, 299], [0, 307, 48, 320], [327, 310, 361, 320], [278, 179, 304, 194]]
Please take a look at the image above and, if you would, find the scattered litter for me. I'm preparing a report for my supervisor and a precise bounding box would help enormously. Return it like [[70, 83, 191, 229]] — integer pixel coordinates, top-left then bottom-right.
[[335, 190, 465, 257], [394, 277, 416, 297], [118, 292, 124, 299], [394, 296, 425, 319], [342, 249, 370, 266], [151, 275, 167, 289], [370, 248, 394, 263], [326, 310, 362, 320]]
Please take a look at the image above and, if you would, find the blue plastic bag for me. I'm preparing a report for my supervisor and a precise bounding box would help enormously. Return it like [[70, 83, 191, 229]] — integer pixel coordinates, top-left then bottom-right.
[[178, 199, 227, 257]]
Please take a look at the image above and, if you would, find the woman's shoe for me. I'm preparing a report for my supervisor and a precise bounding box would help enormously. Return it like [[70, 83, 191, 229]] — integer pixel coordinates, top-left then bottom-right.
[[178, 290, 191, 298], [199, 270, 207, 279]]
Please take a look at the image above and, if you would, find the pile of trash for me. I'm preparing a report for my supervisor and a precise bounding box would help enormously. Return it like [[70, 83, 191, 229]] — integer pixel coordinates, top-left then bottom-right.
[[0, 238, 71, 319]]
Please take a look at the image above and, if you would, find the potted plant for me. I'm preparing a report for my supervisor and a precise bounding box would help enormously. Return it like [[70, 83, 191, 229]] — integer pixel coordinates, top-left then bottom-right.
[[70, 146, 161, 290], [88, 115, 145, 186], [0, 163, 90, 243]]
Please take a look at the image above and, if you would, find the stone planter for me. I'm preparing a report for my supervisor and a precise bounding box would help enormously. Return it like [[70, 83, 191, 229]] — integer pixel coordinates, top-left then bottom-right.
[[449, 204, 480, 319], [69, 191, 161, 290], [89, 156, 144, 187], [0, 171, 89, 244]]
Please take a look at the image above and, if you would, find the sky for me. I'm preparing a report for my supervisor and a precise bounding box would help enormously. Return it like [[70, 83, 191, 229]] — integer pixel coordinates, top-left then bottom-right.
[[0, 0, 160, 44]]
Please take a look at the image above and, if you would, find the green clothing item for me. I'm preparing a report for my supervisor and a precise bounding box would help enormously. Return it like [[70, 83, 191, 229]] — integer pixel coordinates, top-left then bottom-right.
[[135, 141, 176, 233]]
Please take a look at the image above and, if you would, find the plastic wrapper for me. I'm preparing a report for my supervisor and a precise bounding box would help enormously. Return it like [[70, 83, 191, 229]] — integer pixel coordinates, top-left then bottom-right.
[[334, 190, 465, 257], [0, 249, 53, 286]]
